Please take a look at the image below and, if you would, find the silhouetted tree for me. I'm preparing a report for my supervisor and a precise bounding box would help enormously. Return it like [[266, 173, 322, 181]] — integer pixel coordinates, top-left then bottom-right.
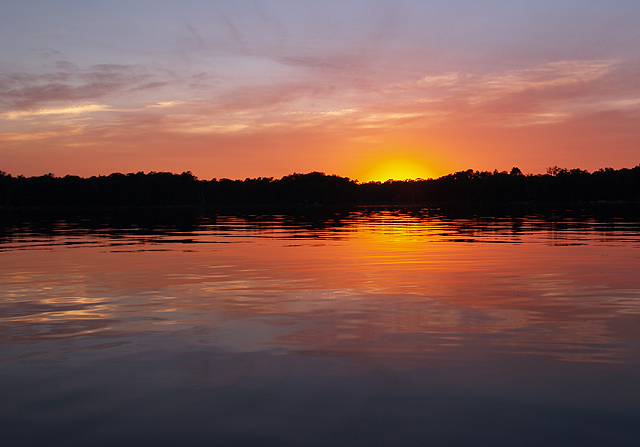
[[2, 165, 639, 208]]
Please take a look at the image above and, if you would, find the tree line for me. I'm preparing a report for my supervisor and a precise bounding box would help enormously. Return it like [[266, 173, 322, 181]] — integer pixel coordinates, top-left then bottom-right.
[[1, 165, 639, 209]]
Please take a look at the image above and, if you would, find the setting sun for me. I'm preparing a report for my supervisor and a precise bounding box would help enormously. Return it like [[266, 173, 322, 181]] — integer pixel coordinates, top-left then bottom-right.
[[360, 157, 435, 182]]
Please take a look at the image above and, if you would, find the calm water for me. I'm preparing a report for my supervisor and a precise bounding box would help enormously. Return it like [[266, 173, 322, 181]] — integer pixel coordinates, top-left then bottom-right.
[[1, 208, 640, 446]]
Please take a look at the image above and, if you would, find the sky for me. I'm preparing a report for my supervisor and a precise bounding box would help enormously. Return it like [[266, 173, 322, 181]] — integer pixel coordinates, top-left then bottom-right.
[[1, 0, 639, 181]]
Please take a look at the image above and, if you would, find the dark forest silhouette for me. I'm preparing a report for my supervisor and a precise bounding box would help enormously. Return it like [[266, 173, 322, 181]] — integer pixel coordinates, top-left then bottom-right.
[[1, 165, 639, 209]]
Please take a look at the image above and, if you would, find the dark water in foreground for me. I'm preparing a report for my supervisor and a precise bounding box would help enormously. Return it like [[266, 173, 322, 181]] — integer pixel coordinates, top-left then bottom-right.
[[1, 208, 639, 446]]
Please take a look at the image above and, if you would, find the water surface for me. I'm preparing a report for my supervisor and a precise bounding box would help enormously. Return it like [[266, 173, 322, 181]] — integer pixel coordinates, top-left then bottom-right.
[[1, 208, 639, 446]]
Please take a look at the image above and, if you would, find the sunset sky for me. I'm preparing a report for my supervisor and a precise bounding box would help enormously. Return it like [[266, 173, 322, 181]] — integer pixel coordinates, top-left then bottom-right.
[[1, 0, 639, 181]]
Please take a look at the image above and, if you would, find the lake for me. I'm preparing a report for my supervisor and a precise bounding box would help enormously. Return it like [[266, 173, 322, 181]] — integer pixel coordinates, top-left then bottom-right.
[[1, 207, 639, 446]]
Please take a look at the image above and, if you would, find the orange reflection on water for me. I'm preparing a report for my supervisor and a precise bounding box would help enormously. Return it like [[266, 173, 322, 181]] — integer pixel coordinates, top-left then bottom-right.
[[1, 212, 639, 365]]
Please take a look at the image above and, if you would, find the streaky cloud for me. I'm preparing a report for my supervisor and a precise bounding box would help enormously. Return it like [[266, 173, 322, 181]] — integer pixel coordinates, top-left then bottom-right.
[[3, 104, 110, 120], [0, 62, 166, 111]]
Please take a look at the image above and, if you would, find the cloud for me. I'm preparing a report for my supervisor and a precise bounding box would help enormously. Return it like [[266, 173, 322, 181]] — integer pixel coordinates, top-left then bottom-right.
[[370, 59, 638, 128], [0, 130, 76, 142], [386, 73, 463, 93], [0, 62, 165, 111], [470, 59, 640, 126], [146, 101, 183, 109], [471, 60, 618, 100], [3, 104, 109, 120], [96, 57, 633, 138], [3, 46, 637, 170]]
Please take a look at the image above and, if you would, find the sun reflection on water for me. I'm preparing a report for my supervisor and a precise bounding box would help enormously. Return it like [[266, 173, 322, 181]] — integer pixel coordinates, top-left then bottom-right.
[[1, 210, 640, 447], [1, 210, 638, 367]]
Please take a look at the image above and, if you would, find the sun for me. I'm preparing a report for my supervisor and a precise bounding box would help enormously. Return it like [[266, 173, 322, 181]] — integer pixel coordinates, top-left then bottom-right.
[[360, 157, 434, 182]]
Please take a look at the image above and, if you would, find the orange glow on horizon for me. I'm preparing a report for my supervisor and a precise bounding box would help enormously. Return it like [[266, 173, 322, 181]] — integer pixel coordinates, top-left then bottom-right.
[[357, 155, 436, 183]]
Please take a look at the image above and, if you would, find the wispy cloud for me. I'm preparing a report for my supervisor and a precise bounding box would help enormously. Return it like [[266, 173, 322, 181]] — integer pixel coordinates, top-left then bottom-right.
[[0, 129, 79, 142], [386, 72, 463, 93], [3, 104, 109, 120], [146, 101, 183, 109], [0, 62, 165, 111], [471, 60, 618, 101], [368, 59, 635, 128]]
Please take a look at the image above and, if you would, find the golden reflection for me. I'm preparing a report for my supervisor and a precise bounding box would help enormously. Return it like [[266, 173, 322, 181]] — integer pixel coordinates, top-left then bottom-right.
[[354, 215, 442, 245], [1, 213, 638, 365]]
